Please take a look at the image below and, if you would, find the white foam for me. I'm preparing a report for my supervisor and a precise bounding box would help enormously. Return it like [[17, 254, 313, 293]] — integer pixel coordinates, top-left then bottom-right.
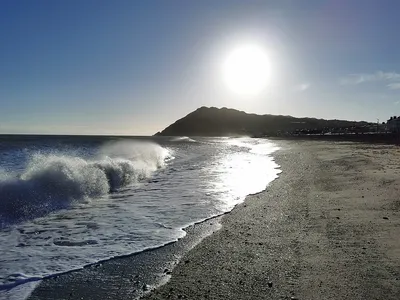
[[0, 137, 280, 299], [0, 141, 170, 227], [170, 136, 196, 142]]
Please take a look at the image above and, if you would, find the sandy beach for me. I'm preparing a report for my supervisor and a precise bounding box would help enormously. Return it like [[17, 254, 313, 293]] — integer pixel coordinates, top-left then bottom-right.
[[143, 140, 400, 300], [29, 140, 400, 300]]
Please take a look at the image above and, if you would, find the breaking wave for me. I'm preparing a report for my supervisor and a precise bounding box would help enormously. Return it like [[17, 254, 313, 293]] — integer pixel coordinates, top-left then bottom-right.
[[170, 136, 196, 142], [0, 141, 171, 227]]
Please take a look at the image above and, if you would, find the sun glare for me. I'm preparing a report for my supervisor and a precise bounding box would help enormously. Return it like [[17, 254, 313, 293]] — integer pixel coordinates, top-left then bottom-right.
[[223, 45, 270, 96]]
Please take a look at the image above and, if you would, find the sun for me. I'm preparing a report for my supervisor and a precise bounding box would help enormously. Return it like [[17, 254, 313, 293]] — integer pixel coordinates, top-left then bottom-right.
[[223, 44, 271, 96]]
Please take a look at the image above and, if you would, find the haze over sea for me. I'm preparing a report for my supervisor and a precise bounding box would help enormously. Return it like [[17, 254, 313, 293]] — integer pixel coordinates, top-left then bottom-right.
[[0, 135, 280, 299]]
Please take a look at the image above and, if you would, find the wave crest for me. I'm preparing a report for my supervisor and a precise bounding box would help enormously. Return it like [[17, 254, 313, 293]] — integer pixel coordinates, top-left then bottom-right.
[[170, 136, 196, 142], [0, 141, 170, 227]]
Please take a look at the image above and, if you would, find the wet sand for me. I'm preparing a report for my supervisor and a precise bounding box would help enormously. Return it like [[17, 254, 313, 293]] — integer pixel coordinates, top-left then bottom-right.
[[27, 217, 222, 300], [29, 140, 400, 299], [144, 140, 400, 300]]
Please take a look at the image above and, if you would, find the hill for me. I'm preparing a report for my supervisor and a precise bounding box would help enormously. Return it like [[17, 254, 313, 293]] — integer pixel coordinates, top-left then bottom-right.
[[155, 106, 370, 137]]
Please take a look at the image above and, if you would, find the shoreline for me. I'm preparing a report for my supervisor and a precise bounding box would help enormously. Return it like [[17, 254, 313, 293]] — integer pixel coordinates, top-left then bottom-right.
[[143, 140, 400, 299], [271, 132, 400, 145], [25, 215, 223, 300], [17, 139, 400, 299], [1, 216, 219, 291], [24, 142, 281, 300]]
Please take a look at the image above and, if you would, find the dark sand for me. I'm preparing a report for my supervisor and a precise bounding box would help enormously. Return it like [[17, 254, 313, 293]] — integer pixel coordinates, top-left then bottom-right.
[[29, 140, 400, 300], [27, 217, 222, 300], [143, 140, 400, 300]]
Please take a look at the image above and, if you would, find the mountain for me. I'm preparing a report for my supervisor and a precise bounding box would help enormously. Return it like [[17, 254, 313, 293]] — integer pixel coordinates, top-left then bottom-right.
[[155, 106, 370, 137]]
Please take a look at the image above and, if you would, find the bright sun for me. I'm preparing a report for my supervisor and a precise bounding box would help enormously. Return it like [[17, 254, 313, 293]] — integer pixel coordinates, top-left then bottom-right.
[[223, 45, 270, 96]]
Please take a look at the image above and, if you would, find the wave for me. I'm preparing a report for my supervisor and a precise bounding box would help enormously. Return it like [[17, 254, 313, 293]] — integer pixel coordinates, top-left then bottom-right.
[[170, 136, 196, 142], [0, 141, 171, 227]]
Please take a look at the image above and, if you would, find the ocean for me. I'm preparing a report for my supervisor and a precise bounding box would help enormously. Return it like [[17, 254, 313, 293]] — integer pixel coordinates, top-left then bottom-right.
[[0, 135, 280, 299]]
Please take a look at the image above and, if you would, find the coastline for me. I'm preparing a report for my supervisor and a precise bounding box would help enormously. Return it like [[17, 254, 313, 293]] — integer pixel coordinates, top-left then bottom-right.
[[24, 139, 280, 300], [25, 216, 223, 300], [23, 139, 400, 299], [271, 133, 400, 145], [143, 140, 400, 299]]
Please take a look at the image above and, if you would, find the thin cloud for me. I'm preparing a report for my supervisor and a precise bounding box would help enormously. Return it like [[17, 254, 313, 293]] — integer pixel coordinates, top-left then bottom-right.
[[295, 83, 310, 92], [394, 101, 400, 105], [340, 71, 400, 85], [388, 83, 400, 90]]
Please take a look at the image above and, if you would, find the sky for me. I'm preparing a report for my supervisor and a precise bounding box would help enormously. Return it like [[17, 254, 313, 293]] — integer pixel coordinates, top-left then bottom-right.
[[1, 0, 400, 135]]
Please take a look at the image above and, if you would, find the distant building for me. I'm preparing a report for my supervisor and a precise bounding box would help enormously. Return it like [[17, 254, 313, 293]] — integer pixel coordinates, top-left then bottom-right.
[[387, 116, 400, 133]]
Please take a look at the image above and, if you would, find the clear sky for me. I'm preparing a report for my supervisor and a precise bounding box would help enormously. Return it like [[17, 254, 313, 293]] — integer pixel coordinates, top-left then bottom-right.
[[1, 0, 399, 135]]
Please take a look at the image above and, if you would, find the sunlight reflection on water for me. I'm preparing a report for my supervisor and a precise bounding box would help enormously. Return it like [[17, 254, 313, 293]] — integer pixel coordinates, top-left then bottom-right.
[[0, 137, 281, 299], [209, 139, 281, 211]]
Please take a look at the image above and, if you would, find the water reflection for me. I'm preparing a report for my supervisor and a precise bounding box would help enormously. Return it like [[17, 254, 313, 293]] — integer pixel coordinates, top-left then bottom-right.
[[208, 139, 281, 211]]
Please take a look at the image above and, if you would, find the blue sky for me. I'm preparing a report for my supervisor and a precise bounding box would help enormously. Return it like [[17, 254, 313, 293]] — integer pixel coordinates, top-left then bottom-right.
[[1, 0, 399, 135]]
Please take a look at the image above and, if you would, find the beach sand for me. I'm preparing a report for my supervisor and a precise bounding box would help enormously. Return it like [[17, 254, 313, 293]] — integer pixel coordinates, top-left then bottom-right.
[[143, 140, 400, 300], [29, 140, 400, 300]]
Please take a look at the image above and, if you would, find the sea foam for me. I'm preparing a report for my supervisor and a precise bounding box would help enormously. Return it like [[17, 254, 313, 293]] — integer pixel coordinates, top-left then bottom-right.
[[0, 141, 170, 227], [0, 137, 280, 300], [171, 136, 196, 142]]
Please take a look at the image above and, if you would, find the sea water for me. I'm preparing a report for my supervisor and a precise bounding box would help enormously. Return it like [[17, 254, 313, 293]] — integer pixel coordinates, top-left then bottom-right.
[[0, 135, 280, 299]]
